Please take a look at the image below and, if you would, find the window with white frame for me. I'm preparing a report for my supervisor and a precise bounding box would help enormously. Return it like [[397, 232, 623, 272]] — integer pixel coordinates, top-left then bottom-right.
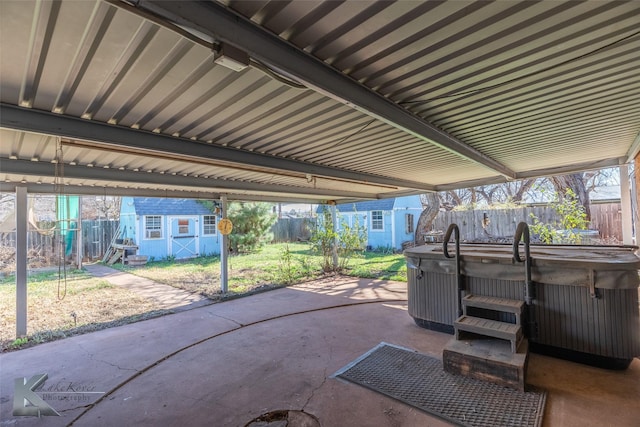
[[371, 210, 383, 230], [144, 215, 162, 239], [203, 215, 217, 235], [405, 213, 414, 233]]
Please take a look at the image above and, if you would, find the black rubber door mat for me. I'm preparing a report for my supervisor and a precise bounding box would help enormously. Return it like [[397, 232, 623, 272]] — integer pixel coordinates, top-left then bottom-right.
[[333, 343, 546, 427]]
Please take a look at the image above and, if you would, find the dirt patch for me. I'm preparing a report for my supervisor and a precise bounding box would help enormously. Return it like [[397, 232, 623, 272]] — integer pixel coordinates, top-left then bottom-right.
[[0, 276, 168, 351]]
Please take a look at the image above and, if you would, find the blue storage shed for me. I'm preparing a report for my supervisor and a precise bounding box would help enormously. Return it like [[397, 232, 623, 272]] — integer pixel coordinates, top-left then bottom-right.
[[318, 195, 423, 251], [119, 197, 220, 260]]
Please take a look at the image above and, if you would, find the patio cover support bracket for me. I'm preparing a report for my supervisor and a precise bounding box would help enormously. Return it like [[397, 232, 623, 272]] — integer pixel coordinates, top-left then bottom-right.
[[128, 0, 516, 180]]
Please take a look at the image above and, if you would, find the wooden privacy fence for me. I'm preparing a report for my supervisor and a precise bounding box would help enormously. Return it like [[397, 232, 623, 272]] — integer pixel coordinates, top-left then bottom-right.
[[429, 202, 622, 243], [271, 218, 315, 242], [589, 202, 622, 241], [0, 219, 120, 263], [82, 220, 120, 260]]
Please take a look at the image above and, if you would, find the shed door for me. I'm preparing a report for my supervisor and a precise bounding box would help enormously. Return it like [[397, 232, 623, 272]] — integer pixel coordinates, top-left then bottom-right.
[[168, 216, 199, 259]]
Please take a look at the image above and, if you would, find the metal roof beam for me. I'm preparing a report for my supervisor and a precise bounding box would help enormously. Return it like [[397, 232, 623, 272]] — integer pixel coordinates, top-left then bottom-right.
[[0, 157, 377, 199], [625, 131, 640, 163], [128, 0, 516, 179], [0, 182, 337, 204], [0, 103, 434, 192], [434, 158, 625, 191]]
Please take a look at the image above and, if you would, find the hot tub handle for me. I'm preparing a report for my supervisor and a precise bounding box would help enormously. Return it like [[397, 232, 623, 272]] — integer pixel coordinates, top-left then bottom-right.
[[512, 222, 534, 304], [416, 258, 423, 280], [513, 222, 538, 339], [443, 223, 459, 260], [512, 222, 530, 264], [443, 224, 464, 317]]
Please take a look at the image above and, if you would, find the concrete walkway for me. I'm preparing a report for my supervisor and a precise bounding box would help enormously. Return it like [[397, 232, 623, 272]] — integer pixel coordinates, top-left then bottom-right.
[[1, 276, 638, 427], [83, 263, 211, 311]]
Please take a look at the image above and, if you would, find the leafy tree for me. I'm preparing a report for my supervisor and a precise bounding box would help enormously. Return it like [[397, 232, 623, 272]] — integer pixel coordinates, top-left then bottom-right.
[[227, 202, 277, 253]]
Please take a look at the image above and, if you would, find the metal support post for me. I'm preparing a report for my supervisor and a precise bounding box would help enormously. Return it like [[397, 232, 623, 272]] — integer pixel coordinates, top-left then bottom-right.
[[620, 164, 633, 245], [16, 186, 27, 337], [220, 195, 229, 293], [331, 202, 339, 270]]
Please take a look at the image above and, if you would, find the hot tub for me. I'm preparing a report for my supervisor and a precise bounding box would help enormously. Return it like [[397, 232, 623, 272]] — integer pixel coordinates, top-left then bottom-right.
[[405, 240, 640, 369]]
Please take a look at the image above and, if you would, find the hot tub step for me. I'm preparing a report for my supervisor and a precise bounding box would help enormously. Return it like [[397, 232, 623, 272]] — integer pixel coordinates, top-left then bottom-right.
[[443, 337, 529, 391], [463, 294, 524, 325], [463, 294, 524, 313], [455, 315, 523, 353]]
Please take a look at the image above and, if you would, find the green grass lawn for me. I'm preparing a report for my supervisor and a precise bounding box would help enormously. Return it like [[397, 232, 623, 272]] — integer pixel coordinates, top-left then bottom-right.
[[114, 242, 407, 298], [2, 242, 407, 350]]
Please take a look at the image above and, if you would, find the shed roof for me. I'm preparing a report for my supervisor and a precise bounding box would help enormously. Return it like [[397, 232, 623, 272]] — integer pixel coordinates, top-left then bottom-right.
[[131, 198, 212, 216], [335, 199, 396, 213]]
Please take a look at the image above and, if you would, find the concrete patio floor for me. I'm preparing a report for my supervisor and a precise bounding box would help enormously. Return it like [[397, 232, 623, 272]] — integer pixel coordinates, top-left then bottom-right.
[[1, 276, 638, 427]]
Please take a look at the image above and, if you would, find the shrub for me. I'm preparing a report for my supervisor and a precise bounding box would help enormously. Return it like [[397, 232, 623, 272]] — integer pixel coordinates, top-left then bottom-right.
[[529, 189, 589, 244], [310, 206, 366, 272]]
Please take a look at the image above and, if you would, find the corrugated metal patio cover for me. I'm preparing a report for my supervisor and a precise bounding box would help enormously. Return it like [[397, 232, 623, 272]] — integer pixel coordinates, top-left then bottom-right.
[[1, 1, 638, 202]]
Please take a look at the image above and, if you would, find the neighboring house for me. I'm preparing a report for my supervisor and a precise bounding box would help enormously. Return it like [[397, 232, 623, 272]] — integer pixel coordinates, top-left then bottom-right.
[[318, 196, 423, 251], [119, 197, 220, 260]]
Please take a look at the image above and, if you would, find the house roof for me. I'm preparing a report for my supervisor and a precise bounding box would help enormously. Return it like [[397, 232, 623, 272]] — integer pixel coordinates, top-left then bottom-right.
[[318, 197, 421, 213], [1, 1, 638, 203], [335, 199, 396, 213], [590, 185, 621, 201], [132, 198, 213, 216]]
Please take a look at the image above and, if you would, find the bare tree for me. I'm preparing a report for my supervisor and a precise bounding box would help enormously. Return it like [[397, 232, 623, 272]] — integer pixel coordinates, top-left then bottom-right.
[[415, 192, 440, 244], [82, 196, 121, 220], [550, 173, 591, 220]]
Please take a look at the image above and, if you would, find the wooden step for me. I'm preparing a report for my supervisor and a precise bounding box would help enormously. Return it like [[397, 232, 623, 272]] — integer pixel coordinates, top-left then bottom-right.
[[107, 249, 124, 265], [455, 315, 523, 353], [463, 294, 524, 314], [443, 338, 529, 391]]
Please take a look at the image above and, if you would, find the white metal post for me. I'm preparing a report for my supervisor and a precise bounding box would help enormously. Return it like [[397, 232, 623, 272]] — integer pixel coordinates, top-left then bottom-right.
[[16, 186, 27, 337], [220, 195, 228, 293], [331, 202, 339, 270], [77, 195, 83, 269], [620, 165, 634, 244]]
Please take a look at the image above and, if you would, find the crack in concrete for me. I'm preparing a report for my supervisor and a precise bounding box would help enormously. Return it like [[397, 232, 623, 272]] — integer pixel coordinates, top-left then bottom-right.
[[77, 343, 138, 372], [58, 404, 93, 413], [302, 367, 328, 412], [208, 312, 244, 328]]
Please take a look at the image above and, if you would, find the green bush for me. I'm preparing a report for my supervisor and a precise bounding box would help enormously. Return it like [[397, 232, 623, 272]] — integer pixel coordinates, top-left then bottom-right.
[[227, 202, 277, 253], [310, 206, 367, 272], [529, 189, 589, 244]]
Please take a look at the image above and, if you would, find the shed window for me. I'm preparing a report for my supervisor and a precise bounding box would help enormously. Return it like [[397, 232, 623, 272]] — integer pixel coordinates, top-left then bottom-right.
[[371, 210, 383, 230], [203, 215, 217, 235], [144, 215, 163, 239], [405, 213, 414, 234]]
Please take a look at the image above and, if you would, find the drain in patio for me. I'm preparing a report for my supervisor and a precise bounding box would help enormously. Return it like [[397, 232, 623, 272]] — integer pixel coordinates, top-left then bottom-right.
[[333, 342, 546, 427], [244, 410, 320, 427]]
